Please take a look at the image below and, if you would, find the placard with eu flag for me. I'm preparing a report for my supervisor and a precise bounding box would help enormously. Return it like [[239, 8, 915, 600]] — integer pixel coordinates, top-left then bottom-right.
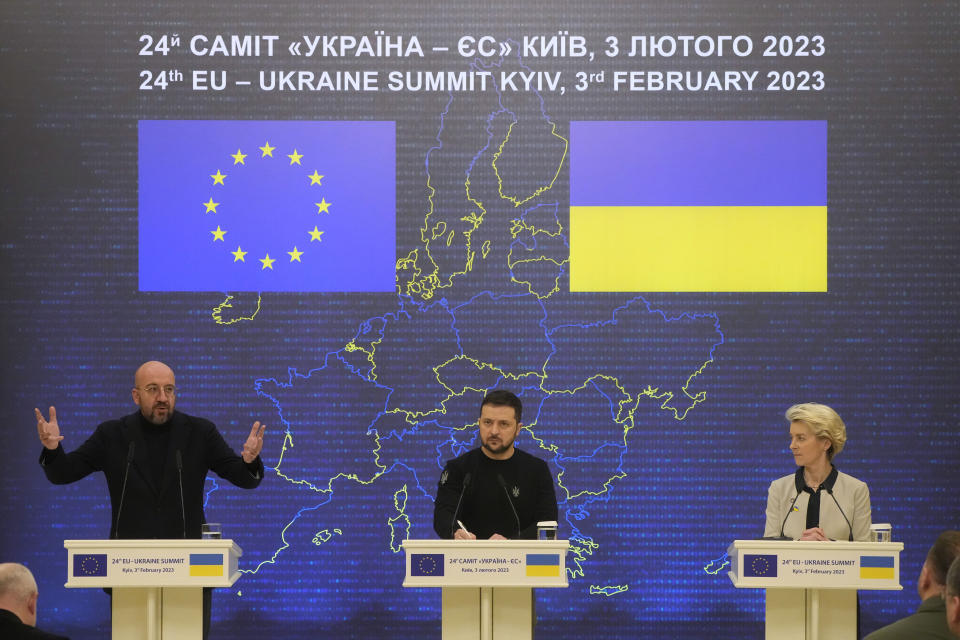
[[410, 554, 444, 577], [742, 554, 778, 578], [570, 120, 827, 292], [72, 554, 108, 577], [139, 120, 396, 292]]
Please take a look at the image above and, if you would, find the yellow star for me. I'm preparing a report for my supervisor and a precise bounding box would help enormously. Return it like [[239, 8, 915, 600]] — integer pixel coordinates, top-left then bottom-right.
[[211, 226, 227, 241], [307, 170, 324, 186], [210, 170, 226, 185], [308, 226, 324, 242], [259, 142, 276, 157], [287, 149, 304, 165], [231, 246, 247, 262], [231, 149, 247, 165], [203, 198, 220, 213], [260, 254, 276, 270], [314, 198, 331, 214], [288, 246, 304, 262]]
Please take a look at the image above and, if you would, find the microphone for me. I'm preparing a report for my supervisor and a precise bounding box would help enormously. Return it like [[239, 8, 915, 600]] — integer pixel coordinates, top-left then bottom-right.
[[826, 487, 854, 541], [778, 491, 803, 540], [449, 472, 471, 537], [115, 442, 135, 538], [176, 450, 186, 539], [497, 474, 521, 539]]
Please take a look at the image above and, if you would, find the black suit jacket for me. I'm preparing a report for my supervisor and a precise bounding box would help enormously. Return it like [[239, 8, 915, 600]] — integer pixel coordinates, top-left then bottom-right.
[[0, 609, 70, 640], [40, 411, 263, 538]]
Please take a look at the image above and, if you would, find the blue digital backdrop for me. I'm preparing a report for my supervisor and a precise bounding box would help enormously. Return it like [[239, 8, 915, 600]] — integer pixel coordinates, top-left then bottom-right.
[[2, 2, 958, 638]]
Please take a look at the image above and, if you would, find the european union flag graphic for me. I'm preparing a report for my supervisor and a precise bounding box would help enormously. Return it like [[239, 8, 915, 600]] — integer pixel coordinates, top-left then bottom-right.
[[410, 554, 444, 577], [73, 554, 108, 577], [742, 554, 778, 577], [139, 120, 396, 292]]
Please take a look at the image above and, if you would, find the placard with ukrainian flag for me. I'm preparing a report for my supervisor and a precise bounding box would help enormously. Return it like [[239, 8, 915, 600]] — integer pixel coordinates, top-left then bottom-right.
[[526, 553, 561, 577], [570, 120, 827, 292], [189, 553, 224, 577], [860, 555, 896, 579], [139, 120, 396, 292]]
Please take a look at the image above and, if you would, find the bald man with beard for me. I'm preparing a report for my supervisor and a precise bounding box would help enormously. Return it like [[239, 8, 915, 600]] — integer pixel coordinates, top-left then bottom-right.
[[35, 360, 267, 639]]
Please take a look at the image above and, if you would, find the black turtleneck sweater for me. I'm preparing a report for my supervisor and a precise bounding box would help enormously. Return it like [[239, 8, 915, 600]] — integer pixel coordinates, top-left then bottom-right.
[[433, 447, 558, 539]]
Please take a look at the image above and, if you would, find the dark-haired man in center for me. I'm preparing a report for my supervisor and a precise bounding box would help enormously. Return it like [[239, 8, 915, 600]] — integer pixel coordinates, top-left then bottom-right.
[[433, 390, 558, 540]]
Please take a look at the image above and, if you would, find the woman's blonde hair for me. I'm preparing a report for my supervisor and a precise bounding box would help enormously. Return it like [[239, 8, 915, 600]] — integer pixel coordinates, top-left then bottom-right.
[[786, 403, 846, 461]]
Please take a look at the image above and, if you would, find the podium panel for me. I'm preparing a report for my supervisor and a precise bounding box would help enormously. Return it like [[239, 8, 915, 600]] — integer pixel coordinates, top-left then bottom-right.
[[64, 539, 243, 640], [728, 540, 903, 640], [402, 539, 568, 640], [728, 539, 902, 590]]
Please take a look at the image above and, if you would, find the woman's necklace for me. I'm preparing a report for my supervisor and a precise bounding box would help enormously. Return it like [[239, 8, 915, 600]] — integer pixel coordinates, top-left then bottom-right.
[[805, 469, 828, 490]]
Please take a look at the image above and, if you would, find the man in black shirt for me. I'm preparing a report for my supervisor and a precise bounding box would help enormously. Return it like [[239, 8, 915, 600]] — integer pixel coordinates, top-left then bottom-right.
[[433, 390, 558, 540]]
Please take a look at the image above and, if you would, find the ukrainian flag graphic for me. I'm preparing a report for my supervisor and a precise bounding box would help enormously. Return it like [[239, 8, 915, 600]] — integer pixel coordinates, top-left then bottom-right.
[[860, 555, 895, 579], [189, 553, 224, 577], [570, 121, 827, 292], [526, 554, 561, 577]]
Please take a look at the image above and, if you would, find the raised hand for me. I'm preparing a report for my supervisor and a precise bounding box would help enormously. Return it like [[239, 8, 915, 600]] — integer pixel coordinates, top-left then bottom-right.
[[35, 406, 64, 450], [241, 421, 266, 463]]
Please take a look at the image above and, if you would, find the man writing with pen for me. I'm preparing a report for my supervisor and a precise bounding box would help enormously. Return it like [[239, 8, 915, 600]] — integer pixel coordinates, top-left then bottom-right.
[[433, 390, 558, 540]]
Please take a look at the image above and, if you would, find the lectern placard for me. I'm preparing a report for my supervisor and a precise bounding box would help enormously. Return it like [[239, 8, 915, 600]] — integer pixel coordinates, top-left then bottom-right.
[[65, 538, 241, 588], [727, 539, 903, 590], [403, 539, 568, 588]]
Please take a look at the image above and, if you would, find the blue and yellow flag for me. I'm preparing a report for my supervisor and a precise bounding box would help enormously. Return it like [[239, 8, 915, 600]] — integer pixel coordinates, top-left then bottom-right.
[[526, 553, 560, 577], [570, 120, 827, 292], [860, 555, 895, 579], [139, 120, 395, 292], [189, 553, 224, 577]]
